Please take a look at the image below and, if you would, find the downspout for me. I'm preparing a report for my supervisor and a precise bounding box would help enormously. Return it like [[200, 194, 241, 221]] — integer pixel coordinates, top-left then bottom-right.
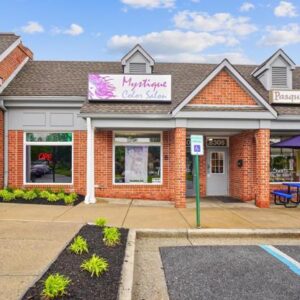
[[0, 100, 7, 187]]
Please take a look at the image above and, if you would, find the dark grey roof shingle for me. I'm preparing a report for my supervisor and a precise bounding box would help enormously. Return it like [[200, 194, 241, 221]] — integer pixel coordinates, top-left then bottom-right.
[[0, 33, 20, 56], [2, 59, 300, 115]]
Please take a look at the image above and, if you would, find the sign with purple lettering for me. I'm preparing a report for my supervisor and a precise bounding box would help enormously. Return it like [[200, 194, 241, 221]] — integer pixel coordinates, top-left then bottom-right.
[[88, 74, 171, 102]]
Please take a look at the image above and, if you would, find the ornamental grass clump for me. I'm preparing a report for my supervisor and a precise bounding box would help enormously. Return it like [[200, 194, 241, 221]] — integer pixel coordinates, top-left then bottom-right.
[[95, 217, 107, 228], [68, 235, 88, 255], [23, 190, 37, 201], [64, 195, 75, 205], [0, 190, 15, 202], [57, 192, 65, 200], [41, 273, 71, 299], [103, 227, 121, 247], [13, 189, 25, 198], [81, 254, 108, 277]]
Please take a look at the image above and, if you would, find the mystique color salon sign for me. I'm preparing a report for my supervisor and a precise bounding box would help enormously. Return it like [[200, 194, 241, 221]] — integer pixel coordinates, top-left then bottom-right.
[[88, 74, 171, 101]]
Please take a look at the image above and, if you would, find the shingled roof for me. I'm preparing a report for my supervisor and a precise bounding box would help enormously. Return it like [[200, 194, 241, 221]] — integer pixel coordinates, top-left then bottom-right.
[[0, 33, 20, 57], [2, 59, 300, 115]]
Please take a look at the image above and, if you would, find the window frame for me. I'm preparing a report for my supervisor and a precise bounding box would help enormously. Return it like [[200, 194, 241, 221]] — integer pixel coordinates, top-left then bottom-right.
[[270, 135, 299, 184], [23, 132, 74, 185], [112, 131, 163, 185], [209, 151, 225, 175]]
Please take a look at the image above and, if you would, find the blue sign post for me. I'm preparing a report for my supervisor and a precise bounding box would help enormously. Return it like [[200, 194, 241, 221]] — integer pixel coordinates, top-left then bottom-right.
[[190, 135, 204, 228]]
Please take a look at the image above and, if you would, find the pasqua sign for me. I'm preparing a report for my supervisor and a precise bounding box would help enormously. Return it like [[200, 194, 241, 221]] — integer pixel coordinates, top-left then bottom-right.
[[271, 90, 300, 104], [88, 74, 171, 102]]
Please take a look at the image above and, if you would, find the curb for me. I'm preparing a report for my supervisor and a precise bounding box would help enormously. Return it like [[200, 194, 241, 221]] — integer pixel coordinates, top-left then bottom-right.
[[118, 229, 136, 300], [136, 228, 300, 239]]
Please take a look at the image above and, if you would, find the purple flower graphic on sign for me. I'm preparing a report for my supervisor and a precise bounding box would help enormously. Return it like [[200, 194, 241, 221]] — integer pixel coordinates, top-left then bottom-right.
[[88, 74, 116, 99]]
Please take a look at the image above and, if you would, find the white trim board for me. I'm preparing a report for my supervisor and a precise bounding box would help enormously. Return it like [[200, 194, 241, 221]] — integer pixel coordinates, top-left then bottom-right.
[[0, 57, 29, 94], [172, 59, 278, 117], [0, 37, 21, 62]]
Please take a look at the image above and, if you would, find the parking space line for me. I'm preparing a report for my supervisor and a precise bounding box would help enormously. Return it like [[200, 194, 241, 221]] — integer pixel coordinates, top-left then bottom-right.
[[260, 245, 300, 276]]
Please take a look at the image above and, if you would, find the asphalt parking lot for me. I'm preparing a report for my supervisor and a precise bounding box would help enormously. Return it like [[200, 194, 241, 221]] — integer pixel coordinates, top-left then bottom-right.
[[160, 245, 300, 300]]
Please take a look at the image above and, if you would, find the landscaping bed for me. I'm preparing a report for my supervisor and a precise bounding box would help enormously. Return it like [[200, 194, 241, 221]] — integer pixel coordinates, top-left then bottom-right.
[[0, 188, 84, 206], [22, 224, 128, 300]]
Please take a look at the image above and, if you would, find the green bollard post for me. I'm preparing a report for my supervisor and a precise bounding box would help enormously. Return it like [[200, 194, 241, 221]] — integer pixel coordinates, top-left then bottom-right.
[[194, 155, 200, 228]]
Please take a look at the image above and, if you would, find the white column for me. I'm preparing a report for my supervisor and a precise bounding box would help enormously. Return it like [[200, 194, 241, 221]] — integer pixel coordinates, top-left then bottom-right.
[[84, 118, 96, 204]]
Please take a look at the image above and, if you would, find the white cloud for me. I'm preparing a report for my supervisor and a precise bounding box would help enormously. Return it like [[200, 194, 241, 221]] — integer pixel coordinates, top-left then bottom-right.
[[260, 23, 300, 46], [274, 1, 298, 17], [21, 21, 44, 34], [154, 52, 254, 64], [51, 24, 84, 36], [108, 30, 238, 56], [240, 2, 255, 12], [173, 11, 257, 36], [64, 24, 84, 36], [121, 0, 175, 9]]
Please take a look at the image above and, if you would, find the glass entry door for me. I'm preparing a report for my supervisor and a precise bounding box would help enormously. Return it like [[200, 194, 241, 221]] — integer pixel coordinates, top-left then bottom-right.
[[206, 148, 229, 196]]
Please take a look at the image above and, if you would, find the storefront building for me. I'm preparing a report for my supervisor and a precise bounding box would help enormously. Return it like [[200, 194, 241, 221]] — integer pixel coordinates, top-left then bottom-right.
[[1, 33, 300, 208]]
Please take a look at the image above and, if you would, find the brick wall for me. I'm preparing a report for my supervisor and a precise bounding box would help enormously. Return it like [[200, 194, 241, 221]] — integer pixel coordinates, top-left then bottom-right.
[[254, 129, 270, 208], [190, 70, 258, 106], [0, 44, 33, 82], [94, 129, 183, 204], [7, 130, 86, 194], [229, 131, 256, 201]]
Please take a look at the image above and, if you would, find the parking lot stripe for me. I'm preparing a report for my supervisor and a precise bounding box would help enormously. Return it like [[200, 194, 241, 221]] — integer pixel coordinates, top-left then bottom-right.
[[260, 245, 300, 276]]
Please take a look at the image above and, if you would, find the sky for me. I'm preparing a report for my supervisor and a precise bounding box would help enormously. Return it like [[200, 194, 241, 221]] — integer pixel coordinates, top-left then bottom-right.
[[0, 0, 300, 65]]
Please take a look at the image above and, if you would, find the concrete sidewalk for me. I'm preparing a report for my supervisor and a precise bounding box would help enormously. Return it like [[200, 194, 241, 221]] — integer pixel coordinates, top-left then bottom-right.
[[0, 220, 81, 300], [0, 198, 299, 229]]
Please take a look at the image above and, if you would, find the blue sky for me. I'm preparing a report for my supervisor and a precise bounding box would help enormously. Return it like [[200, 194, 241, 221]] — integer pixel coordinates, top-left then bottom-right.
[[1, 0, 300, 64]]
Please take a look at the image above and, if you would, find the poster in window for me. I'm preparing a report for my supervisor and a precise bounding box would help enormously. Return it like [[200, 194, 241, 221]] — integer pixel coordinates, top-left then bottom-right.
[[125, 146, 148, 183]]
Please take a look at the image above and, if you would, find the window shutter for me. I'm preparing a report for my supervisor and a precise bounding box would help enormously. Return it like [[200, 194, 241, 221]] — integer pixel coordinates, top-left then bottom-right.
[[272, 67, 287, 88], [129, 63, 146, 74]]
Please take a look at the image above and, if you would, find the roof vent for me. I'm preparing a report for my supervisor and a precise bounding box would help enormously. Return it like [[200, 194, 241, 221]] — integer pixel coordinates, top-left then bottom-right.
[[272, 67, 287, 88], [129, 63, 146, 74]]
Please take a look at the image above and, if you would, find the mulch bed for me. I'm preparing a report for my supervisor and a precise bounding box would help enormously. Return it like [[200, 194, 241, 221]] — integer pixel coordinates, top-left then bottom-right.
[[0, 194, 85, 206], [22, 225, 128, 300]]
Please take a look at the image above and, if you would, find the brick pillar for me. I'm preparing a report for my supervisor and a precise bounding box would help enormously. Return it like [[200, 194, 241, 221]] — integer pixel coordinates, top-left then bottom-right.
[[174, 128, 186, 208], [255, 129, 270, 208]]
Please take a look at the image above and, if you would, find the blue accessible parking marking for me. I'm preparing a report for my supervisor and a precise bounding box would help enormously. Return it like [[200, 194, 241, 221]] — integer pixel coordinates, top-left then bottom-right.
[[260, 245, 300, 276], [160, 245, 300, 300]]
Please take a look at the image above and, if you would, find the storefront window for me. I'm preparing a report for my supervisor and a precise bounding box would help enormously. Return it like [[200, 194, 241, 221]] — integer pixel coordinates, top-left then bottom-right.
[[114, 132, 162, 184], [25, 132, 72, 184], [270, 137, 300, 182]]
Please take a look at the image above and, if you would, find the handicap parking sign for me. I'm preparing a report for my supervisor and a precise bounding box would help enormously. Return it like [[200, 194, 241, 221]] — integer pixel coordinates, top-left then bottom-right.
[[190, 135, 204, 155]]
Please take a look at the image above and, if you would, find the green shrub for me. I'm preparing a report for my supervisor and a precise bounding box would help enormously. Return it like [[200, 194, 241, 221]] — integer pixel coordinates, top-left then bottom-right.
[[95, 217, 107, 228], [40, 190, 51, 199], [68, 235, 88, 255], [103, 227, 121, 247], [47, 193, 59, 202], [24, 190, 37, 201], [33, 188, 41, 197], [0, 190, 15, 202], [81, 254, 108, 277], [41, 273, 71, 299], [57, 192, 65, 200], [64, 195, 75, 205], [70, 192, 78, 200], [13, 189, 25, 198]]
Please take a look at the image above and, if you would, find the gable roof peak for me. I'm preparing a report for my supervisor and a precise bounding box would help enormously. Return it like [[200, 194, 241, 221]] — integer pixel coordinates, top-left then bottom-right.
[[121, 44, 155, 66], [252, 49, 296, 77]]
